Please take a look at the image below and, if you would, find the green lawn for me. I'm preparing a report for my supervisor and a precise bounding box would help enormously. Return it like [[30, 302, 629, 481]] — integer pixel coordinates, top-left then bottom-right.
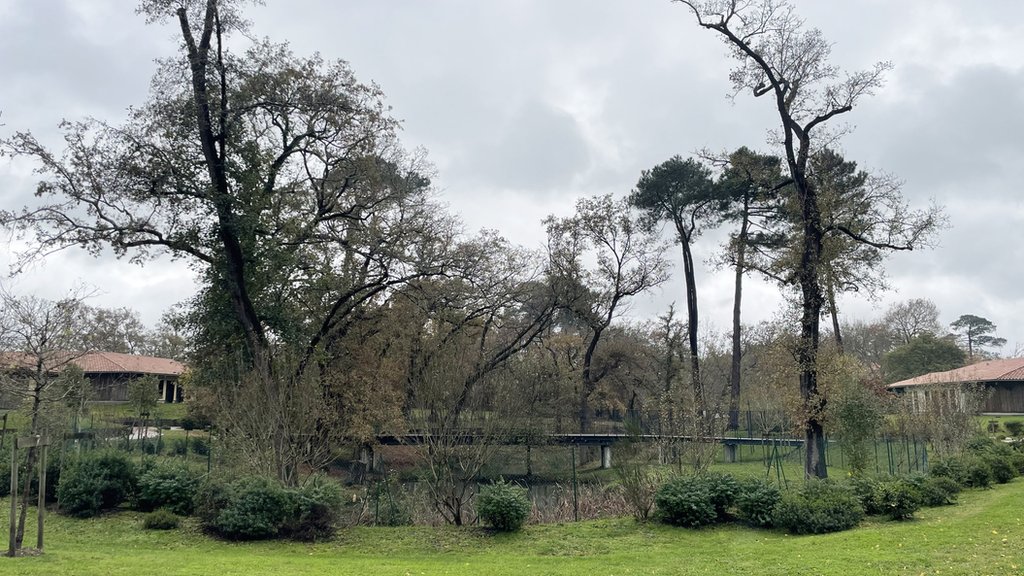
[[3, 479, 1022, 575]]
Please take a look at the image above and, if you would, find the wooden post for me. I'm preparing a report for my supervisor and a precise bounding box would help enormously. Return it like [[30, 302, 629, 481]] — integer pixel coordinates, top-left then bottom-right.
[[6, 435, 48, 555], [7, 441, 17, 557], [724, 442, 737, 463], [37, 442, 48, 550]]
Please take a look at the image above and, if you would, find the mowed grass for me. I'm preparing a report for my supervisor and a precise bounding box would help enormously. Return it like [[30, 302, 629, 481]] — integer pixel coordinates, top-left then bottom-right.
[[3, 479, 1023, 576]]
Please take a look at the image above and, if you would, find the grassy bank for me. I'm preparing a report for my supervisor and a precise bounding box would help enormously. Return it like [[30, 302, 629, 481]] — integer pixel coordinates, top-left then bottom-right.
[[3, 478, 1022, 575]]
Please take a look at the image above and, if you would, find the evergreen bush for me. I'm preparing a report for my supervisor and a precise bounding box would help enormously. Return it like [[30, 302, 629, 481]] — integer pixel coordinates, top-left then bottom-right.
[[207, 476, 295, 540], [170, 437, 189, 456], [929, 457, 967, 485], [734, 477, 780, 528], [962, 458, 994, 488], [191, 437, 210, 456], [137, 462, 200, 516], [703, 472, 739, 521], [57, 451, 138, 518], [142, 508, 181, 530], [1004, 421, 1024, 437], [196, 474, 344, 541], [290, 475, 345, 541], [905, 473, 959, 506], [848, 475, 883, 515], [773, 480, 863, 534], [984, 454, 1016, 484], [654, 476, 716, 528], [476, 479, 531, 532], [872, 480, 921, 520]]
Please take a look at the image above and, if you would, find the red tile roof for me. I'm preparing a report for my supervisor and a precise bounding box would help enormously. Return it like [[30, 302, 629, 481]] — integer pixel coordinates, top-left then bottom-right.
[[0, 351, 185, 376], [887, 358, 1024, 389], [72, 352, 185, 376]]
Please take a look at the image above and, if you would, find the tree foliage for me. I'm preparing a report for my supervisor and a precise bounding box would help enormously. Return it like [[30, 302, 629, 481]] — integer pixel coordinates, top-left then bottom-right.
[[545, 194, 670, 432], [883, 333, 965, 383], [884, 299, 942, 345], [711, 147, 788, 429], [0, 0, 469, 483], [950, 314, 1005, 360], [630, 156, 718, 412]]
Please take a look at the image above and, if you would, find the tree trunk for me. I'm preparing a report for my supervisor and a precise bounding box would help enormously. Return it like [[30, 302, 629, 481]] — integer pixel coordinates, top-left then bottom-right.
[[795, 170, 828, 479], [728, 199, 750, 431], [826, 276, 843, 354], [579, 327, 604, 433], [16, 379, 43, 549], [679, 239, 704, 411]]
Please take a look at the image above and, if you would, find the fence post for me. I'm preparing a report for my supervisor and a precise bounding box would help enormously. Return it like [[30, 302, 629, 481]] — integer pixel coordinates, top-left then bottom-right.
[[8, 442, 17, 557], [571, 446, 579, 522], [37, 443, 48, 550]]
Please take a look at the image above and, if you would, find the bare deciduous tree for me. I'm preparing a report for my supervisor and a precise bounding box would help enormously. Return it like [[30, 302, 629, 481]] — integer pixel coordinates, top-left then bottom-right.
[[0, 290, 93, 551], [884, 298, 943, 345], [545, 195, 670, 433]]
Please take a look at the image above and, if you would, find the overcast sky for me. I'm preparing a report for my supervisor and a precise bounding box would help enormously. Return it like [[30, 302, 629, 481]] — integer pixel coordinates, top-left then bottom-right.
[[1, 0, 1022, 352]]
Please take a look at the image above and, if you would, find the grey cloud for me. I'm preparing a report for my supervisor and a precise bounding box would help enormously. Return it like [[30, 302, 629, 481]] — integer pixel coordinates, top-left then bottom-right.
[[451, 100, 590, 192]]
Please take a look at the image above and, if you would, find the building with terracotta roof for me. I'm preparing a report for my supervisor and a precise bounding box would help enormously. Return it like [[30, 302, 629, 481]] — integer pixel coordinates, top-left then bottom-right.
[[887, 357, 1024, 415], [0, 351, 186, 404], [75, 352, 187, 403]]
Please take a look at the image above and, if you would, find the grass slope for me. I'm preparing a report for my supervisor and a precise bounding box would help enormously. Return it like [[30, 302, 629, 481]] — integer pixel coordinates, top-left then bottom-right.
[[3, 479, 1023, 576]]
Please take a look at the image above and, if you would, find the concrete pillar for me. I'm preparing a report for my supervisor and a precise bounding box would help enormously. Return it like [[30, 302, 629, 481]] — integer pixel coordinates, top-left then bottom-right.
[[600, 444, 612, 469], [724, 443, 738, 463], [359, 445, 381, 472]]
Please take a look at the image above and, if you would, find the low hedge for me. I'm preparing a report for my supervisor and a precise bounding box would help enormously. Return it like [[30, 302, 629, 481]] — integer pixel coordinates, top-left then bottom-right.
[[196, 474, 345, 541], [773, 480, 863, 534]]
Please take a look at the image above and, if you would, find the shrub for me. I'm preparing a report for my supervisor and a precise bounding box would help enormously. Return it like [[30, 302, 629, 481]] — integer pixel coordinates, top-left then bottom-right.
[[170, 438, 189, 456], [191, 437, 210, 456], [180, 412, 212, 431], [0, 451, 62, 502], [289, 475, 345, 541], [207, 476, 295, 540], [929, 458, 967, 485], [57, 451, 138, 518], [56, 465, 104, 518], [477, 479, 531, 532], [137, 463, 200, 516], [964, 435, 997, 453], [984, 455, 1016, 484], [962, 458, 994, 488], [703, 472, 739, 521], [143, 508, 181, 530], [1004, 421, 1024, 437], [94, 452, 138, 508], [872, 480, 922, 521], [141, 438, 164, 455], [368, 478, 412, 527], [848, 476, 883, 515], [773, 480, 863, 535], [614, 464, 662, 522], [963, 436, 1020, 484], [654, 476, 716, 528], [194, 476, 233, 527], [734, 477, 780, 528], [906, 474, 959, 507], [1010, 449, 1024, 475]]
